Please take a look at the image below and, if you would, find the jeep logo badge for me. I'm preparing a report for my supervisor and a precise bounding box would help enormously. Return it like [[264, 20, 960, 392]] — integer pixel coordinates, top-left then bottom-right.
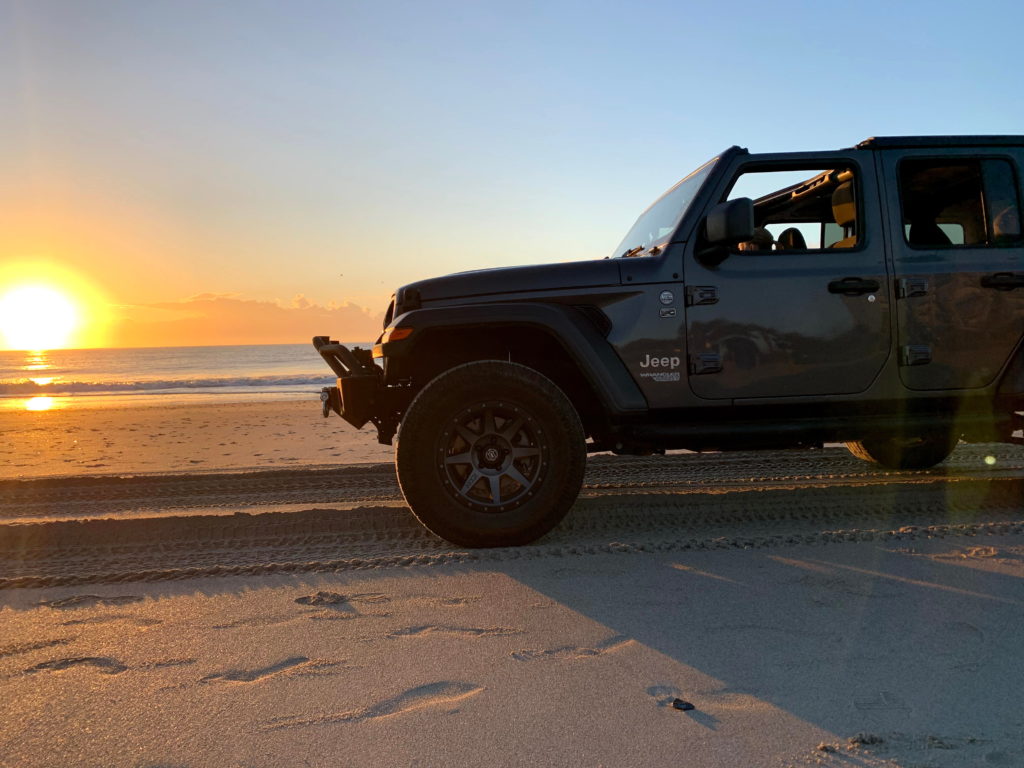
[[659, 290, 674, 305], [640, 354, 681, 369]]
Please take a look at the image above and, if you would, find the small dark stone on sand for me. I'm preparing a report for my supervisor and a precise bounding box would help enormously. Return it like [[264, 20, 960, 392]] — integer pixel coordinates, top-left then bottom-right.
[[671, 698, 695, 711]]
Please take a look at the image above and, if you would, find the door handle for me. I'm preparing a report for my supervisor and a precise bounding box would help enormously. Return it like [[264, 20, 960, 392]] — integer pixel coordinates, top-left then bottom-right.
[[981, 272, 1024, 291], [828, 277, 880, 296]]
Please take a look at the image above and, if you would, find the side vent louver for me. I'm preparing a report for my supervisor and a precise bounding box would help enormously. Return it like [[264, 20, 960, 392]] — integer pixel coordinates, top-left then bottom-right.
[[574, 305, 612, 337]]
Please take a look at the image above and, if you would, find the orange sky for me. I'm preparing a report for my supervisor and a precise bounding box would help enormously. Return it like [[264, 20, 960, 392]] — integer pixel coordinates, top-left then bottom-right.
[[0, 193, 386, 348], [116, 294, 384, 347]]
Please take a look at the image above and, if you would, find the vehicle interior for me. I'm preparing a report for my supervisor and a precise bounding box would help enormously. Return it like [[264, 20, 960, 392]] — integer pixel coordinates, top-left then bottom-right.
[[899, 159, 1022, 247], [728, 167, 858, 251]]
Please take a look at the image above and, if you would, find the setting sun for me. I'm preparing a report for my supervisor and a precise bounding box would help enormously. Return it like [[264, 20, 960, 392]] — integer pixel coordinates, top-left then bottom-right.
[[0, 284, 80, 351], [0, 262, 111, 351]]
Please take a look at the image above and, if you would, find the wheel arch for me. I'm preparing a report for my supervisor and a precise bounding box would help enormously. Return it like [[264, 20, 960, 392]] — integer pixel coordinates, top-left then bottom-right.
[[381, 302, 647, 437]]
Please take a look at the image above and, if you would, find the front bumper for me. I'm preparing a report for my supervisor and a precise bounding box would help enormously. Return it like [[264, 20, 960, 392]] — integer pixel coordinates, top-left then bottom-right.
[[313, 336, 381, 430]]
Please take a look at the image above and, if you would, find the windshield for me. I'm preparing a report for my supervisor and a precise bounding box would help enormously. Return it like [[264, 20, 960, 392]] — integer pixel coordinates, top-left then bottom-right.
[[611, 156, 718, 257]]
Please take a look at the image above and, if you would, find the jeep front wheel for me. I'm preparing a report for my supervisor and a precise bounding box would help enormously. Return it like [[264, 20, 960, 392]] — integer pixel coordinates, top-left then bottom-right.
[[396, 361, 586, 547]]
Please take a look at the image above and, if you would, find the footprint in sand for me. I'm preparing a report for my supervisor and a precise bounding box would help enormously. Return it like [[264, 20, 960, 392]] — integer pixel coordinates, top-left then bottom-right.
[[212, 613, 297, 630], [141, 659, 198, 670], [26, 656, 127, 675], [436, 597, 479, 607], [60, 615, 161, 628], [295, 591, 387, 608], [293, 592, 391, 620], [512, 635, 634, 662], [388, 625, 520, 639], [260, 681, 484, 731], [201, 656, 309, 683], [39, 595, 143, 609], [0, 638, 73, 659], [202, 657, 351, 684], [404, 595, 482, 608]]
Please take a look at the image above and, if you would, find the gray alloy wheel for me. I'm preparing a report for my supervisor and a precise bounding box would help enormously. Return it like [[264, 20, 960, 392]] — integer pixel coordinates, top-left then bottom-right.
[[396, 361, 586, 548]]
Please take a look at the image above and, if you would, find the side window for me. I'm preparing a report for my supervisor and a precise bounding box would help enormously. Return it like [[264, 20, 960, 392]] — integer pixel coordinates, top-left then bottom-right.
[[898, 158, 1022, 248], [725, 165, 860, 252]]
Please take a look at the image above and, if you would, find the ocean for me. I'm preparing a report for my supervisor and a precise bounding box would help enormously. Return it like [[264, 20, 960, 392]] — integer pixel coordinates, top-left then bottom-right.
[[0, 343, 370, 410]]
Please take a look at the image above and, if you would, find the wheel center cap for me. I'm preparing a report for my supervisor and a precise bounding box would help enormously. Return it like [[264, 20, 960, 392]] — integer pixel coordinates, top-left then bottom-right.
[[483, 447, 500, 463]]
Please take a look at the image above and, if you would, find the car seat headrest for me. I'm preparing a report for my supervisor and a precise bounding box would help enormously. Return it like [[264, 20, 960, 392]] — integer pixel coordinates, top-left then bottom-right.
[[777, 227, 807, 250], [993, 206, 1021, 243], [832, 181, 856, 228]]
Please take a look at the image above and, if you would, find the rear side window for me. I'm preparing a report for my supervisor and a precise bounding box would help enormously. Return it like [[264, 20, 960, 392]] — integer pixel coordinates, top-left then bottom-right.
[[898, 158, 1022, 248]]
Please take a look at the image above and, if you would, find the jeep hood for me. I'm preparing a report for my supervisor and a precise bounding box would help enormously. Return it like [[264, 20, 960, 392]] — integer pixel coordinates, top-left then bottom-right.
[[401, 259, 621, 302]]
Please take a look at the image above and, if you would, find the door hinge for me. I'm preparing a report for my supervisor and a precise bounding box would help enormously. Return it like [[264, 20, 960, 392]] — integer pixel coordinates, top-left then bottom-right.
[[689, 353, 722, 375], [901, 344, 932, 366], [897, 277, 929, 298], [685, 285, 719, 306]]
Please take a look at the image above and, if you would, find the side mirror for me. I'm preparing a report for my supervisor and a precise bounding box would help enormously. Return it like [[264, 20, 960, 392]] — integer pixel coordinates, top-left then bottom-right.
[[705, 198, 754, 245]]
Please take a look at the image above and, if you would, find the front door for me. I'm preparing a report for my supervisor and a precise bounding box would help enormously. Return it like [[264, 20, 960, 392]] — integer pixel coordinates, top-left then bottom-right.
[[684, 152, 891, 400], [880, 149, 1024, 390]]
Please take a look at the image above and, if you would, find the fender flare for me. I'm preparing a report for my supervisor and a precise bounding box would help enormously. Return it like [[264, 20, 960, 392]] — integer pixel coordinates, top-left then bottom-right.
[[380, 302, 648, 416]]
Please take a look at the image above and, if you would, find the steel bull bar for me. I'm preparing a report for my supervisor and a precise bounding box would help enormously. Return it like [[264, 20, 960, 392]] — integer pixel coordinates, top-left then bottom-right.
[[312, 335, 381, 429]]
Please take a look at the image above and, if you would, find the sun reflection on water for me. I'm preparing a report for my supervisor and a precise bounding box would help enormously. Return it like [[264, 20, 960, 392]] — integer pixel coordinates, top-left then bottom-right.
[[24, 351, 53, 371], [25, 396, 55, 412]]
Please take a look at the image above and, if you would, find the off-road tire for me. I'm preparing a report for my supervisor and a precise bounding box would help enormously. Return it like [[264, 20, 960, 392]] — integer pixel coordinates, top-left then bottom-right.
[[396, 361, 586, 547], [845, 430, 958, 470]]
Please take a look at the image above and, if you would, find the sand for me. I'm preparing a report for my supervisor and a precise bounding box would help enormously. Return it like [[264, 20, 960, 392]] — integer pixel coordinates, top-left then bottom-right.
[[0, 399, 394, 479], [1, 537, 1022, 767], [2, 399, 1023, 766]]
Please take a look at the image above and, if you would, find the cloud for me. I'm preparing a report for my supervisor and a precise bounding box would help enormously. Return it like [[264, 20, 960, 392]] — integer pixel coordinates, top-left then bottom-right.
[[111, 294, 385, 347]]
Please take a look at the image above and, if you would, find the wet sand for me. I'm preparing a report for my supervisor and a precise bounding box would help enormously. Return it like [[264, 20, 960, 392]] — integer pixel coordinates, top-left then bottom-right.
[[0, 399, 394, 478]]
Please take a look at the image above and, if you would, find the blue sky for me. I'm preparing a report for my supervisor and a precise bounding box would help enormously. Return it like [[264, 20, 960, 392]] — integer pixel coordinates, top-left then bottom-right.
[[3, 0, 1023, 343]]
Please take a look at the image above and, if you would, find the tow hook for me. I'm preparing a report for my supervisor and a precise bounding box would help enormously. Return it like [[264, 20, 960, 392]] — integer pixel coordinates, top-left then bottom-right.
[[321, 387, 341, 419]]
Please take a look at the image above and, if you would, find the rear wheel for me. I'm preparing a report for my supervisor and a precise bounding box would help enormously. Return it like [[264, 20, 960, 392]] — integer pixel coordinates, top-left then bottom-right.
[[396, 361, 586, 547], [845, 429, 958, 470]]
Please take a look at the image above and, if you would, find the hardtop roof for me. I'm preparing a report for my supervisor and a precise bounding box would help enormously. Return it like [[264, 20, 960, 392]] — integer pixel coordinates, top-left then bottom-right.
[[856, 135, 1024, 149]]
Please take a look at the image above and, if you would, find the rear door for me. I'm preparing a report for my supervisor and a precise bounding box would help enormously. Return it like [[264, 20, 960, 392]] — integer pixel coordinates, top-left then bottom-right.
[[880, 149, 1024, 390], [683, 151, 892, 400]]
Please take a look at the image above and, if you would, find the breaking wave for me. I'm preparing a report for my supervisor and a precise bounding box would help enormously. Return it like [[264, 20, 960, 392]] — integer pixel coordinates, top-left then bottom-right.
[[0, 374, 335, 397]]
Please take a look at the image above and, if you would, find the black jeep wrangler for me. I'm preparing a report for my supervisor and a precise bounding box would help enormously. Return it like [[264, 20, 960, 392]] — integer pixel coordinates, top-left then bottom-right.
[[315, 135, 1024, 547]]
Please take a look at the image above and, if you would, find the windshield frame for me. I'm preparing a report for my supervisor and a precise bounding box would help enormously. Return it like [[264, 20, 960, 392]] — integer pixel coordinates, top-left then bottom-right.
[[612, 155, 720, 258]]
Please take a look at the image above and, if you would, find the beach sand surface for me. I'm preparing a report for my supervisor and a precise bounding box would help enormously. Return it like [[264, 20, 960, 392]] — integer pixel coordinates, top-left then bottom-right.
[[3, 400, 1023, 766], [0, 399, 394, 479], [1, 537, 1022, 767]]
